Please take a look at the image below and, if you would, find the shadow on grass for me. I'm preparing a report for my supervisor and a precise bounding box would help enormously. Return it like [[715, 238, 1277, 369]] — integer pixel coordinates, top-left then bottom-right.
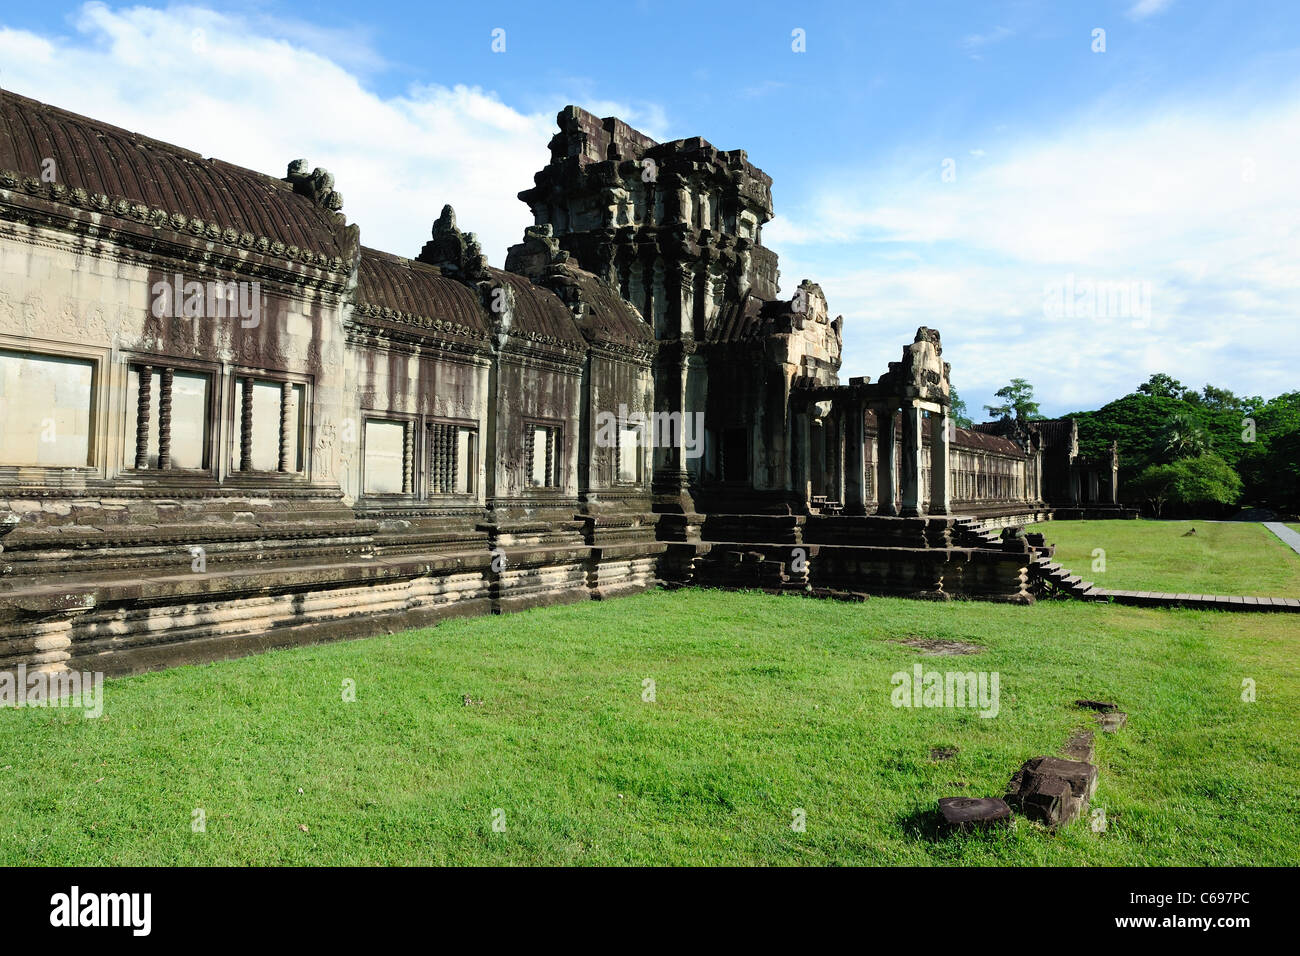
[[898, 803, 1020, 848], [897, 805, 949, 844]]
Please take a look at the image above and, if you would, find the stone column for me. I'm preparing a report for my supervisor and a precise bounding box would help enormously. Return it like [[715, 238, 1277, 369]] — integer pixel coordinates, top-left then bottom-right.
[[876, 407, 898, 516], [134, 365, 152, 470], [929, 406, 951, 515], [832, 407, 845, 506], [156, 367, 173, 470], [278, 381, 294, 473], [843, 399, 867, 515], [402, 420, 414, 494], [810, 416, 825, 499], [900, 403, 925, 517], [239, 377, 254, 472]]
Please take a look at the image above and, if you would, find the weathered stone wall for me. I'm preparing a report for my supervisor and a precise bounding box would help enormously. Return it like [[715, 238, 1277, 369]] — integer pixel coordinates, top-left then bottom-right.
[[0, 215, 350, 500], [490, 348, 582, 504], [581, 350, 654, 504], [344, 339, 491, 509], [0, 94, 1073, 677]]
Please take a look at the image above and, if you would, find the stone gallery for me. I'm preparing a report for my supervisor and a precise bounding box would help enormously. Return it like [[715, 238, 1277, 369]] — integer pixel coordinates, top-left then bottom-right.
[[0, 94, 1117, 675]]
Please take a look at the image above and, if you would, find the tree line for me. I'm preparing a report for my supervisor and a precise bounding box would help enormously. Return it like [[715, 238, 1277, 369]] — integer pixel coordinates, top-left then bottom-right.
[[960, 374, 1298, 517]]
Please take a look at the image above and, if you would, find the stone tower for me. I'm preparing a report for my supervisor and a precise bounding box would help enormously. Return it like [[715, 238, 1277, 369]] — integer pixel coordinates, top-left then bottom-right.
[[517, 106, 839, 520]]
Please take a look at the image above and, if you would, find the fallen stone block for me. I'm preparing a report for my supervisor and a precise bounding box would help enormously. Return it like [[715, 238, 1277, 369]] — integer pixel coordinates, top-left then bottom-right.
[[1075, 699, 1119, 712], [1030, 756, 1098, 801], [938, 797, 1011, 832], [1006, 755, 1099, 827], [1019, 776, 1072, 826], [1061, 729, 1095, 763]]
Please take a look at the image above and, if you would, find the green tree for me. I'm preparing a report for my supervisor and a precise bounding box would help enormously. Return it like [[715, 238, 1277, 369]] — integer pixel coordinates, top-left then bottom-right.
[[1197, 383, 1254, 414], [1239, 426, 1300, 513], [1249, 390, 1300, 436], [1160, 411, 1211, 460], [1073, 385, 1298, 510], [1136, 373, 1193, 401], [948, 387, 973, 429], [1127, 454, 1242, 517], [1070, 393, 1186, 480], [983, 378, 1041, 421]]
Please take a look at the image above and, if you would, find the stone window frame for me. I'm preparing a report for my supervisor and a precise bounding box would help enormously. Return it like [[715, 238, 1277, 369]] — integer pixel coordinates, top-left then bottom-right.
[[0, 335, 106, 474], [225, 367, 312, 479], [359, 411, 417, 499], [425, 416, 478, 498], [120, 352, 219, 476], [355, 412, 479, 501], [612, 420, 644, 486], [523, 418, 564, 490]]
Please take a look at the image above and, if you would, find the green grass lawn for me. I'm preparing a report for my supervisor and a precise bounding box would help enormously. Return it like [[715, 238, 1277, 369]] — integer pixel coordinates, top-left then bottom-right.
[[1028, 519, 1300, 596], [2, 589, 1296, 866]]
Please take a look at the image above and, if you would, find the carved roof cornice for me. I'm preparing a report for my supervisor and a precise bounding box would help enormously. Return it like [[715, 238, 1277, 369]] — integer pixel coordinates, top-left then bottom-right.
[[495, 342, 586, 373], [349, 302, 492, 349], [0, 173, 356, 289], [344, 324, 493, 362], [586, 340, 656, 365], [498, 325, 589, 356]]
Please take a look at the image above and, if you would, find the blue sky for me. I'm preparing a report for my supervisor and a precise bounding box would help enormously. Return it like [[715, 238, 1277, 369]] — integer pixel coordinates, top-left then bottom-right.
[[1, 1, 1297, 417]]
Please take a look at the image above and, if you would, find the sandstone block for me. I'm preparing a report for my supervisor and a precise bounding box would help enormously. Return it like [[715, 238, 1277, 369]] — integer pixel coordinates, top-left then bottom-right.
[[938, 797, 1010, 832], [1007, 755, 1099, 827], [1075, 698, 1119, 712], [1061, 729, 1095, 763]]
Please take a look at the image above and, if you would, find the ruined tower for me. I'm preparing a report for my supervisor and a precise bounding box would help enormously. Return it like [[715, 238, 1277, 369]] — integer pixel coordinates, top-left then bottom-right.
[[516, 106, 843, 523]]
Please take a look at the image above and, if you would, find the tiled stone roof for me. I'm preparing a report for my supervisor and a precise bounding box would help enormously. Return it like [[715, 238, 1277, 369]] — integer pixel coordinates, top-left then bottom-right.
[[0, 90, 355, 269], [486, 268, 585, 347], [355, 248, 490, 343], [562, 269, 653, 351]]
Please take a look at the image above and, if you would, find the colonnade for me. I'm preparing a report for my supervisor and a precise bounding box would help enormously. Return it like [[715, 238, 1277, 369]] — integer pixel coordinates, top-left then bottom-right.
[[792, 391, 951, 517]]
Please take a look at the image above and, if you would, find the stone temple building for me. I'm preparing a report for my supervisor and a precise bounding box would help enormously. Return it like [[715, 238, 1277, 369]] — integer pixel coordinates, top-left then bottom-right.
[[0, 95, 1114, 676]]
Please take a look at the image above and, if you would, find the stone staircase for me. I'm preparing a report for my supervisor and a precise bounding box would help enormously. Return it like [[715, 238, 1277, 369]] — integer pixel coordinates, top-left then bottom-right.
[[810, 496, 844, 516], [688, 545, 811, 594], [1030, 553, 1099, 599], [952, 516, 1002, 548], [672, 542, 880, 602], [951, 517, 1094, 599]]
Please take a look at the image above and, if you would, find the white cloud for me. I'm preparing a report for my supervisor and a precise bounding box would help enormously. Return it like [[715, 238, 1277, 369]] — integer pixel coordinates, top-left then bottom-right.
[[1128, 0, 1176, 20], [765, 95, 1300, 415], [0, 3, 655, 265], [0, 3, 1290, 421], [961, 26, 1013, 50]]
